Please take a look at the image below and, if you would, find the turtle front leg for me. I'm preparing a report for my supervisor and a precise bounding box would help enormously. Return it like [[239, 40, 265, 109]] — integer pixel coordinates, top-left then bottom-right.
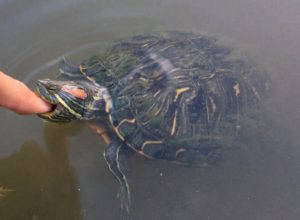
[[89, 123, 131, 213], [104, 141, 131, 213]]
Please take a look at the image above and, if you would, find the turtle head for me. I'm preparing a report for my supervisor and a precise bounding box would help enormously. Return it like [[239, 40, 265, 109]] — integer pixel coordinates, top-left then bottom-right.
[[36, 79, 111, 122]]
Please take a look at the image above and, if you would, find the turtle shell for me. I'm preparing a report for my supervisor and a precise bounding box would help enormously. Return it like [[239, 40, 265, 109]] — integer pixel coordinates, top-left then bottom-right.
[[80, 31, 268, 165]]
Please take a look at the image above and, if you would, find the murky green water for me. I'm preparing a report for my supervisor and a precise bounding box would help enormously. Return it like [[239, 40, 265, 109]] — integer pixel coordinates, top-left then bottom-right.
[[1, 0, 300, 219]]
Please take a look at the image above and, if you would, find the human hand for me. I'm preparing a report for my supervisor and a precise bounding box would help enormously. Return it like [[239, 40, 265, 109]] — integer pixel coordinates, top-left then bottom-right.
[[0, 71, 52, 114]]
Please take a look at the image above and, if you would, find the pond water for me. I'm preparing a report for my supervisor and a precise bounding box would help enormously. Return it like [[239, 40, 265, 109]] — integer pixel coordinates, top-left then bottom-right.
[[1, 0, 300, 219]]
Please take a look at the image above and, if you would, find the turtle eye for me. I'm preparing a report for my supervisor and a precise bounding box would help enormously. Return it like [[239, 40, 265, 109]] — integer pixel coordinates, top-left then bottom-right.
[[45, 84, 59, 92], [61, 85, 87, 99]]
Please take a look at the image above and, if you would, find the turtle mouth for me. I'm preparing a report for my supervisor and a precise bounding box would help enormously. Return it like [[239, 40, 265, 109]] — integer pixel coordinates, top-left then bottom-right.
[[35, 80, 57, 103], [35, 80, 59, 118]]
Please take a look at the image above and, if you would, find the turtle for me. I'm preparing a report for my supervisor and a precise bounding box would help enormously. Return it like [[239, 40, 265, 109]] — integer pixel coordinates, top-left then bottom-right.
[[35, 31, 268, 212]]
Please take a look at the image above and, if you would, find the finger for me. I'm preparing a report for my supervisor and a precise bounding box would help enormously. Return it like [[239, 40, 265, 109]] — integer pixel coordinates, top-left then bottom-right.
[[0, 71, 52, 114]]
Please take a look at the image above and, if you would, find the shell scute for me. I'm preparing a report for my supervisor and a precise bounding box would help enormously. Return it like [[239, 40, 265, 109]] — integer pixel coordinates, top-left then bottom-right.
[[85, 31, 268, 164]]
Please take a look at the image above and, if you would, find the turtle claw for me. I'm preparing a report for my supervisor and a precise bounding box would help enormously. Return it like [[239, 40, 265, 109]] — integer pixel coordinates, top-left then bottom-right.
[[118, 187, 131, 213]]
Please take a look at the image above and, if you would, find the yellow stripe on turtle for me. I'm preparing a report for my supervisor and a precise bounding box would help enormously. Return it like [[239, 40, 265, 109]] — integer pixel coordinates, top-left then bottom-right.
[[175, 148, 186, 157], [139, 77, 149, 82], [138, 140, 164, 159], [174, 87, 190, 102], [105, 101, 112, 113], [117, 118, 136, 127], [109, 115, 125, 141], [141, 140, 163, 151], [112, 118, 137, 142], [86, 76, 98, 85], [54, 94, 82, 118], [201, 73, 215, 80], [171, 110, 178, 136], [153, 90, 161, 97]]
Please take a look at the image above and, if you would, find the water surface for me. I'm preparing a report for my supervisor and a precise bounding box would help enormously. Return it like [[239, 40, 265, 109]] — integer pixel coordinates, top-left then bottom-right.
[[1, 0, 300, 219]]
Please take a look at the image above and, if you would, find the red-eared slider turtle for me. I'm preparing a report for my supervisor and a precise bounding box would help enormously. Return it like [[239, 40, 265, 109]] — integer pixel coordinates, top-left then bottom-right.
[[35, 31, 268, 212]]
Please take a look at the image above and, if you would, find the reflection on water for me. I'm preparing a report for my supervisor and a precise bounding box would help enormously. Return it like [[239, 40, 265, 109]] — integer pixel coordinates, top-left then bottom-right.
[[0, 123, 83, 220], [0, 185, 14, 198], [1, 0, 300, 219]]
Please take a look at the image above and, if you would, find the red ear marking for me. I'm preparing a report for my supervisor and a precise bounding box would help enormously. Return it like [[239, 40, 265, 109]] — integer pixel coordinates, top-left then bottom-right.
[[62, 86, 87, 99]]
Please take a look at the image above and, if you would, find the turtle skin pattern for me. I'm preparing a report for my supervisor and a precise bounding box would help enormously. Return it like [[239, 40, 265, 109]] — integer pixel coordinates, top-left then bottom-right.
[[79, 31, 268, 165]]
